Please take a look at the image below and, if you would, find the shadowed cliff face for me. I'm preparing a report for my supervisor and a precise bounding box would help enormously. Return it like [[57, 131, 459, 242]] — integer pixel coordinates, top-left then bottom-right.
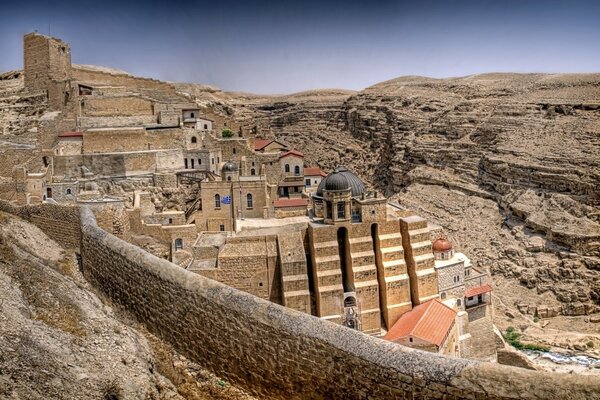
[[191, 74, 600, 330]]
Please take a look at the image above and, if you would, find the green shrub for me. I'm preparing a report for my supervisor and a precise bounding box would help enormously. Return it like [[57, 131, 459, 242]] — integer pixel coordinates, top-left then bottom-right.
[[587, 341, 595, 349], [533, 316, 539, 323], [221, 129, 234, 138], [503, 326, 549, 352]]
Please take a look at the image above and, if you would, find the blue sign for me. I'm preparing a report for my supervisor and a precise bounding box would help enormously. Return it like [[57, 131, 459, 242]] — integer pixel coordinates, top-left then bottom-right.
[[222, 195, 232, 205]]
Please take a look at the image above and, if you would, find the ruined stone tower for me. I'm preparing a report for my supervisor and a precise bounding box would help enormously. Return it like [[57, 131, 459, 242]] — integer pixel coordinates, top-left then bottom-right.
[[23, 32, 72, 109]]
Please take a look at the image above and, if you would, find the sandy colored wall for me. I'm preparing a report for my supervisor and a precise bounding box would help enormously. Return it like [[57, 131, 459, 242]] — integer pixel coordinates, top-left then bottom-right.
[[78, 207, 600, 400], [0, 201, 597, 399], [0, 201, 80, 248]]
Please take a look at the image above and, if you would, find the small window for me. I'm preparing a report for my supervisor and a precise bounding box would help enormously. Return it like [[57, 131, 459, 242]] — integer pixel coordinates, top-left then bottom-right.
[[212, 158, 215, 165], [233, 148, 236, 154], [219, 224, 225, 231], [294, 165, 300, 175], [259, 282, 263, 287], [467, 296, 474, 301], [337, 202, 345, 218], [66, 188, 72, 195], [457, 299, 462, 307], [217, 157, 220, 163], [440, 292, 446, 299], [190, 112, 195, 118], [168, 218, 173, 224], [175, 238, 183, 250], [251, 168, 256, 175], [305, 178, 311, 187], [204, 124, 208, 129], [198, 158, 202, 165], [227, 176, 231, 181], [252, 161, 255, 166], [409, 337, 413, 343], [285, 164, 290, 173], [215, 194, 221, 208], [247, 193, 253, 208], [191, 136, 197, 143]]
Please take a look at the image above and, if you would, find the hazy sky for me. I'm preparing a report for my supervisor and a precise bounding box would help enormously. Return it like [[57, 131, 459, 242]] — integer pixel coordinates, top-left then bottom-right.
[[1, 0, 599, 93]]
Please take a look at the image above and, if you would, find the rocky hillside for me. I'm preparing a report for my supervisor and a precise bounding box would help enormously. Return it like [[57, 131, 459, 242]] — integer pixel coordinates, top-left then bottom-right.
[[0, 211, 254, 400], [182, 73, 600, 339]]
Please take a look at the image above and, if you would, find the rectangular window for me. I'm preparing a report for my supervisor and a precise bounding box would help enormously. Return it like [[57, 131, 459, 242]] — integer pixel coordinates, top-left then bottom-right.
[[305, 178, 311, 187], [219, 224, 225, 231], [337, 202, 345, 219]]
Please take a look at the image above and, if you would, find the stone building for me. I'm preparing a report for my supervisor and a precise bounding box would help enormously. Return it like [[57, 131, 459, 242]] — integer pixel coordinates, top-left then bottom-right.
[[383, 299, 458, 356], [430, 237, 497, 360], [9, 32, 496, 358]]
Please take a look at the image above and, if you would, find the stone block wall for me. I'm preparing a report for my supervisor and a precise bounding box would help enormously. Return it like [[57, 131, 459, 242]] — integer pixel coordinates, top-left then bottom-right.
[[79, 207, 600, 400], [0, 200, 80, 248]]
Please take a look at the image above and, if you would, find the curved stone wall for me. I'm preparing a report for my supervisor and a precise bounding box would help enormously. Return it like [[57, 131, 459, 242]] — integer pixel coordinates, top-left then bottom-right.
[[77, 206, 600, 400]]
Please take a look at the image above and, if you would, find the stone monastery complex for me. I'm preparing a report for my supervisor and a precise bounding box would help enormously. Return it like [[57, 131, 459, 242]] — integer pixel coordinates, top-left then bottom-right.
[[5, 33, 497, 360]]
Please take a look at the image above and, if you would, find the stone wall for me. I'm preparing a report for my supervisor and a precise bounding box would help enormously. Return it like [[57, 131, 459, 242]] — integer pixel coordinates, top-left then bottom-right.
[[0, 200, 80, 248], [78, 207, 600, 400]]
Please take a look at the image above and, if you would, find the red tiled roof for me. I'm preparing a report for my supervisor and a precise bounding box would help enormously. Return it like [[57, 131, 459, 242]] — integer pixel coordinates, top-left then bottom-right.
[[279, 149, 304, 159], [465, 284, 492, 298], [304, 167, 326, 177], [384, 299, 456, 347], [254, 139, 272, 150], [58, 131, 83, 138], [273, 198, 308, 208]]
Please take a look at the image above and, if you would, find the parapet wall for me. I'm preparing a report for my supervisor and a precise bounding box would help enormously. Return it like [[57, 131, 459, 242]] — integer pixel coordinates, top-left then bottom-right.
[[0, 201, 80, 248], [78, 206, 600, 400]]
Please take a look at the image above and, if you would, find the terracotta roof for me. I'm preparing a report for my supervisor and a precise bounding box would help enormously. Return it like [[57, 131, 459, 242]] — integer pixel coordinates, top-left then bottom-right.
[[279, 149, 304, 159], [465, 284, 493, 298], [432, 237, 453, 252], [384, 299, 456, 347], [304, 167, 326, 177], [254, 139, 287, 151], [58, 131, 83, 138], [273, 198, 308, 208], [254, 139, 272, 150]]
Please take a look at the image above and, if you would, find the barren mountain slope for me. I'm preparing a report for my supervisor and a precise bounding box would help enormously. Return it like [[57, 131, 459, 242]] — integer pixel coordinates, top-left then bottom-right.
[[0, 212, 254, 400]]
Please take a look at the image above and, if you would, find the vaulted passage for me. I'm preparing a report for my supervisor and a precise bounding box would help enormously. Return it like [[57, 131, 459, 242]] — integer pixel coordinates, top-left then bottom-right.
[[337, 227, 354, 293]]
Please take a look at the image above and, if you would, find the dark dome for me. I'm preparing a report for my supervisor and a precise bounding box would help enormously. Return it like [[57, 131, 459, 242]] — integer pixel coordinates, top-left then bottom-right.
[[325, 172, 349, 191], [221, 161, 238, 173], [316, 166, 365, 197]]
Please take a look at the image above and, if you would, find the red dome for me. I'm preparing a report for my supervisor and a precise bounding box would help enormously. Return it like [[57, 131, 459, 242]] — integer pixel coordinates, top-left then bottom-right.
[[432, 237, 453, 252]]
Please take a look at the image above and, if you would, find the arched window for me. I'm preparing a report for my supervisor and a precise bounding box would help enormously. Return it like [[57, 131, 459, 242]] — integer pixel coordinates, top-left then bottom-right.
[[285, 164, 290, 173], [250, 168, 256, 176], [190, 112, 195, 118], [294, 165, 300, 175], [440, 292, 447, 299], [66, 188, 72, 195], [227, 176, 231, 181], [175, 238, 183, 250], [215, 194, 221, 208], [247, 193, 253, 208], [457, 299, 462, 307], [191, 136, 197, 143]]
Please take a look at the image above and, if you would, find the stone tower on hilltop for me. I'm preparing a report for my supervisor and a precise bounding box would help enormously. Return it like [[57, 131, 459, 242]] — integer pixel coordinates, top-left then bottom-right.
[[23, 32, 72, 109]]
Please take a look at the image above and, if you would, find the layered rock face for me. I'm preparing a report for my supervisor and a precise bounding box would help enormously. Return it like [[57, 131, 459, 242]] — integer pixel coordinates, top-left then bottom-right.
[[192, 73, 600, 324]]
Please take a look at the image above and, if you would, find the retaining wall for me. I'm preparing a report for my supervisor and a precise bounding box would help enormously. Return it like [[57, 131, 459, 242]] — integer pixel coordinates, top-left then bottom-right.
[[0, 200, 80, 248], [78, 206, 600, 400]]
